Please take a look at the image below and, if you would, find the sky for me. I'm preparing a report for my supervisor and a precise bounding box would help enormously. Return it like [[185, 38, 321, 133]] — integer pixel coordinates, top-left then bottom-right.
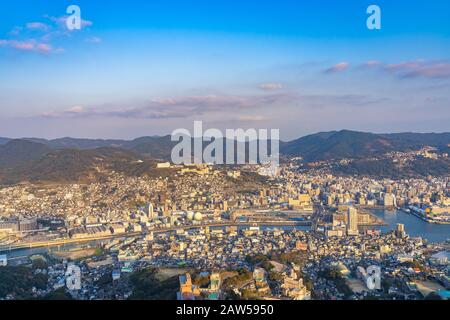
[[0, 0, 449, 140]]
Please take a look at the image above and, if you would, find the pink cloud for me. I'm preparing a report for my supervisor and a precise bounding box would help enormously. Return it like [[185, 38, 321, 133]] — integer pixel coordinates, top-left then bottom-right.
[[40, 93, 296, 120], [354, 60, 450, 79], [14, 42, 34, 50], [36, 43, 52, 53], [325, 62, 350, 73], [0, 39, 60, 54], [67, 106, 85, 113], [1, 15, 96, 56], [362, 60, 381, 67], [39, 92, 385, 122], [5, 40, 35, 51], [384, 61, 422, 72], [384, 60, 450, 79]]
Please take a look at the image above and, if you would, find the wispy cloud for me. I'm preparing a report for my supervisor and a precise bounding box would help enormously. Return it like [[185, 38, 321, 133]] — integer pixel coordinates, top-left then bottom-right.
[[384, 60, 450, 79], [361, 60, 381, 67], [39, 15, 94, 42], [324, 62, 350, 73], [359, 59, 450, 79], [39, 91, 388, 122], [26, 22, 50, 31], [8, 26, 23, 36], [0, 14, 96, 55], [40, 93, 295, 120], [235, 115, 268, 122], [84, 36, 102, 44], [46, 15, 93, 30], [41, 105, 85, 118], [296, 94, 389, 108], [0, 39, 60, 53], [258, 83, 283, 91]]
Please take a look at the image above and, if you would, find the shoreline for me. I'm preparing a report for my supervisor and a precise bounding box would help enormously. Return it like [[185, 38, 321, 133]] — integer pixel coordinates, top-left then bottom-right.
[[358, 205, 450, 225], [402, 207, 450, 225]]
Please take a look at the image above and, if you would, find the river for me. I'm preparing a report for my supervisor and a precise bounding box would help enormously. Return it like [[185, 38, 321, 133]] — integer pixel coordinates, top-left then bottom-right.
[[2, 212, 448, 261]]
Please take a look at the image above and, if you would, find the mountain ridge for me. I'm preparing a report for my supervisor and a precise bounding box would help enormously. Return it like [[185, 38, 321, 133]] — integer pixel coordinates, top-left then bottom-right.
[[281, 130, 450, 161], [1, 130, 449, 162], [0, 130, 449, 184]]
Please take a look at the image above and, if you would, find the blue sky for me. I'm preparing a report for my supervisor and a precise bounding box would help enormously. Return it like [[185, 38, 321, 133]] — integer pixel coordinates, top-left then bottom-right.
[[0, 0, 449, 139]]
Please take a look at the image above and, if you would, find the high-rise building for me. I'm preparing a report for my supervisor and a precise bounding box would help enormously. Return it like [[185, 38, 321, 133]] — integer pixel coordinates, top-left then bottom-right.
[[383, 193, 396, 207], [146, 203, 155, 220], [347, 207, 359, 236], [395, 223, 406, 238]]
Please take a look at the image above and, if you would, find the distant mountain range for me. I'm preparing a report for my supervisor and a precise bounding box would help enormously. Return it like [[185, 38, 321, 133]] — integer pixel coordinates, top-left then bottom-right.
[[0, 143, 170, 184], [0, 136, 176, 170], [0, 135, 176, 158], [281, 130, 450, 161], [332, 157, 450, 179], [0, 139, 51, 168], [0, 130, 449, 184], [2, 130, 449, 161]]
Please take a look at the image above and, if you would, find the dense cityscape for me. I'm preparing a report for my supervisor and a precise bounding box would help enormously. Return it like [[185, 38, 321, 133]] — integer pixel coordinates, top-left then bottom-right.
[[1, 153, 449, 301]]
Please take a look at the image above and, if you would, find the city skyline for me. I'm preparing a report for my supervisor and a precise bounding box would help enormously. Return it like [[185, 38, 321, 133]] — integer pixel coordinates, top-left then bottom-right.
[[1, 0, 450, 140]]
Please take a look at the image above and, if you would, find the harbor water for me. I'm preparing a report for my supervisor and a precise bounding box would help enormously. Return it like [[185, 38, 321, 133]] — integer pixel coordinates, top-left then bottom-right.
[[368, 209, 450, 243]]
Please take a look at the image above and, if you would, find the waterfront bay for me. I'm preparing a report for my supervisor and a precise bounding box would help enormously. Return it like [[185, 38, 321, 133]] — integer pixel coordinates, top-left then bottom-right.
[[369, 209, 450, 243]]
